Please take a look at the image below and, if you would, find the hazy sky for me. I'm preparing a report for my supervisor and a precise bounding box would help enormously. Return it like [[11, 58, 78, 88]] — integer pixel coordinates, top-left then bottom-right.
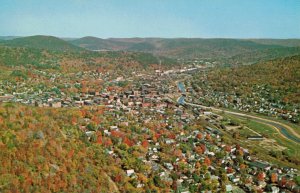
[[0, 0, 299, 38]]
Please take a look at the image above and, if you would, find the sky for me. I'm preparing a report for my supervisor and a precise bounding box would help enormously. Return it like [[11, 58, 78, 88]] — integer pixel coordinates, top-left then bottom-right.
[[0, 0, 299, 38]]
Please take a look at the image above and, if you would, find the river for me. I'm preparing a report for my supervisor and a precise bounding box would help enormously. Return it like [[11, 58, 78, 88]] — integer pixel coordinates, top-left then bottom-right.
[[177, 82, 300, 143]]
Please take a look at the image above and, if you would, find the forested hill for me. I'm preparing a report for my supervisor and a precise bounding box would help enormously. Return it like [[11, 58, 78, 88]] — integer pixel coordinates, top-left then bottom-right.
[[70, 37, 300, 65], [0, 35, 84, 52], [249, 39, 300, 47], [0, 45, 177, 71], [71, 37, 282, 54], [0, 104, 119, 192], [1, 35, 300, 66], [201, 55, 300, 104]]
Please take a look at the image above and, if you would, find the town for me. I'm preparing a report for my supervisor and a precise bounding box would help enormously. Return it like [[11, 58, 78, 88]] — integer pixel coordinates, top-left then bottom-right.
[[1, 1, 300, 192], [0, 64, 299, 192]]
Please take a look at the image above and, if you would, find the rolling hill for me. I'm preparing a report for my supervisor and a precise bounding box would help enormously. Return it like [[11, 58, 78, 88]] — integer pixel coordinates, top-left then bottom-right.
[[249, 39, 300, 47], [224, 46, 300, 65], [1, 35, 300, 66], [72, 37, 280, 54], [0, 44, 176, 71], [197, 54, 300, 104], [70, 36, 128, 51], [70, 37, 300, 65], [0, 36, 20, 40], [1, 35, 84, 52]]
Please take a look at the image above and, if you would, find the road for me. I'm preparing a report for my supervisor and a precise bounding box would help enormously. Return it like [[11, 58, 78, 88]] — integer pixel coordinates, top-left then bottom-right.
[[176, 82, 300, 144], [185, 101, 300, 144]]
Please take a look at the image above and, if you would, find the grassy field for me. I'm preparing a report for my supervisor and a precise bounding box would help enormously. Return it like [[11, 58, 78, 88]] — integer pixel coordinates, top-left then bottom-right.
[[219, 107, 300, 135], [245, 119, 300, 154], [219, 113, 300, 169]]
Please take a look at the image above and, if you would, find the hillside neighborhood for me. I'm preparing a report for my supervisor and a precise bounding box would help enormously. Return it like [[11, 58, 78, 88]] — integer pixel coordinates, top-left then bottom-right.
[[1, 65, 299, 192]]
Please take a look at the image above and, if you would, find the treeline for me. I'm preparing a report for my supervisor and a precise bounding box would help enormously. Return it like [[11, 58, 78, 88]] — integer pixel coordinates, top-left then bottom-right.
[[0, 45, 177, 71]]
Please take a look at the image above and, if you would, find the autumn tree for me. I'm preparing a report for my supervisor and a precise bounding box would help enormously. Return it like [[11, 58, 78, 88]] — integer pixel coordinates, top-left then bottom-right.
[[271, 173, 278, 183]]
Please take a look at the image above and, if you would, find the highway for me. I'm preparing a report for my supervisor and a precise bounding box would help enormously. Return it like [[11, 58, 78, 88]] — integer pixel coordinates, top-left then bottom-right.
[[185, 101, 300, 144], [177, 82, 300, 144]]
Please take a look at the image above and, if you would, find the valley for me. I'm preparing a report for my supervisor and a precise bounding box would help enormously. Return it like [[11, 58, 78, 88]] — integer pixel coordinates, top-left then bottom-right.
[[0, 35, 299, 193]]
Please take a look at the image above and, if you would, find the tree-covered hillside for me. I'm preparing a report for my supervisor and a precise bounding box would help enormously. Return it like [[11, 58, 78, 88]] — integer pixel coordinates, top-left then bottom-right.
[[0, 104, 118, 192], [190, 55, 300, 122], [70, 37, 300, 65], [1, 35, 84, 52], [0, 45, 177, 71], [205, 55, 300, 104]]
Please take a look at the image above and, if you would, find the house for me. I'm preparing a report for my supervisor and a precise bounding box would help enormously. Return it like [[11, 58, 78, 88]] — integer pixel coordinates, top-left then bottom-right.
[[137, 183, 144, 188], [126, 169, 135, 177], [50, 101, 62, 108], [226, 184, 233, 192], [75, 100, 84, 106], [204, 111, 213, 116], [149, 154, 159, 162], [85, 131, 95, 140], [271, 186, 280, 193], [0, 95, 14, 102], [84, 100, 93, 105], [104, 130, 111, 136], [247, 136, 264, 140], [110, 126, 118, 130], [142, 103, 151, 108], [164, 163, 174, 170], [258, 180, 267, 188]]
